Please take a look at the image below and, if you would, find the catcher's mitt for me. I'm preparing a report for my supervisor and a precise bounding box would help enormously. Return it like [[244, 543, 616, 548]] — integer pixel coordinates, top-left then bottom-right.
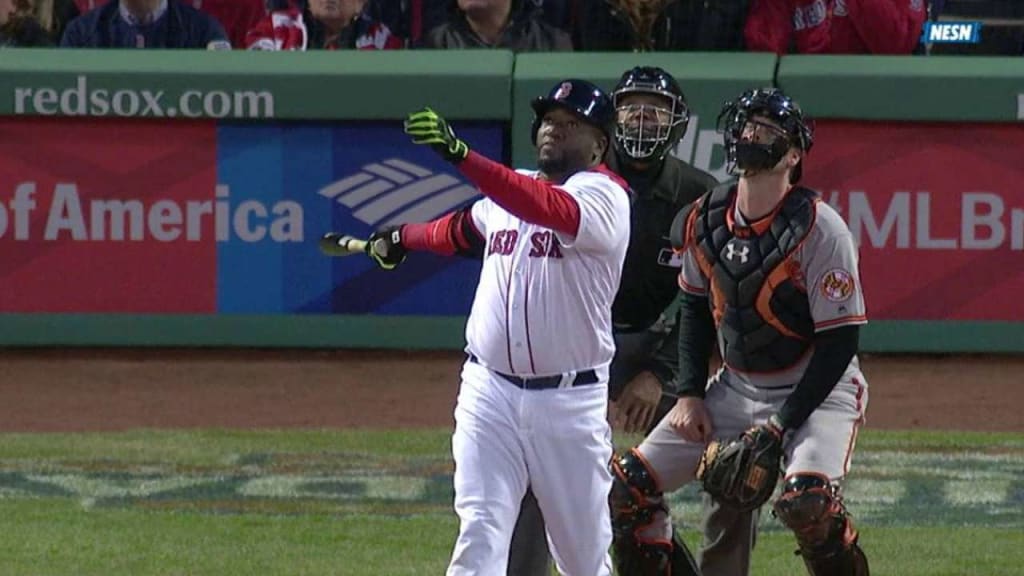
[[696, 423, 783, 511]]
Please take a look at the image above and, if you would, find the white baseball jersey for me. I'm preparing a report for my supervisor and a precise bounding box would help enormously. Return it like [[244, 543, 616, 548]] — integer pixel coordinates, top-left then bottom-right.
[[463, 168, 630, 377]]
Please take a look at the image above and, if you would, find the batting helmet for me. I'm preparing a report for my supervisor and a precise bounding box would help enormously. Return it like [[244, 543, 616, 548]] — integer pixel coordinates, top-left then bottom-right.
[[717, 88, 814, 182], [612, 66, 691, 162], [530, 79, 615, 145]]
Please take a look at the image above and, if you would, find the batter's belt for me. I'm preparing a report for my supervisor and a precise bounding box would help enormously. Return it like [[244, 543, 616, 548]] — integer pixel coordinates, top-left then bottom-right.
[[468, 354, 599, 390]]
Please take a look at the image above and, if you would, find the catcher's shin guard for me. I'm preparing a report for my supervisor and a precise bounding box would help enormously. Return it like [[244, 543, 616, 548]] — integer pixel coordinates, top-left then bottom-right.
[[609, 449, 700, 576], [772, 474, 869, 576]]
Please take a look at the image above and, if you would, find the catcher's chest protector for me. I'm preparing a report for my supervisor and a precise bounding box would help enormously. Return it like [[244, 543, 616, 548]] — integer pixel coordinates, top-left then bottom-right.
[[694, 185, 817, 372]]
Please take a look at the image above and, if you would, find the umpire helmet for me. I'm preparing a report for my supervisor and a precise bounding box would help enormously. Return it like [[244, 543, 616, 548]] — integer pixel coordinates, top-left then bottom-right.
[[612, 66, 691, 162], [530, 79, 615, 146], [717, 88, 813, 182]]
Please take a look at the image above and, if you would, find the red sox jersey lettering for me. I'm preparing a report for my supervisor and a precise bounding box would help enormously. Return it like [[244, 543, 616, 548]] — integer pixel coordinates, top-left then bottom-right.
[[487, 230, 519, 256], [466, 168, 630, 376], [488, 229, 565, 259]]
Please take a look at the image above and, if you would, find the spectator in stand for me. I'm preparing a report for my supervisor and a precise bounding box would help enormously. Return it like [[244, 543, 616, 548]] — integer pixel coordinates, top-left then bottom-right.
[[51, 0, 261, 47], [192, 0, 265, 48], [574, 0, 750, 51], [420, 0, 570, 51], [53, 0, 103, 42], [745, 0, 926, 54], [60, 0, 230, 48], [246, 0, 402, 50], [1, 0, 53, 45], [372, 0, 444, 45], [378, 0, 568, 47], [27, 0, 57, 41]]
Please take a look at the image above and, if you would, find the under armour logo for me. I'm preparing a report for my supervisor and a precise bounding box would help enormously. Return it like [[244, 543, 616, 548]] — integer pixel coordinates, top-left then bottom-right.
[[725, 242, 750, 263]]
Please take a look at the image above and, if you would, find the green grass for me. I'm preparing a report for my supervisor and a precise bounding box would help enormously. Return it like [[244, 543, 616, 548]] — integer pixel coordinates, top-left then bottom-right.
[[0, 429, 453, 465], [0, 428, 1020, 575], [0, 501, 1019, 576], [0, 499, 453, 576]]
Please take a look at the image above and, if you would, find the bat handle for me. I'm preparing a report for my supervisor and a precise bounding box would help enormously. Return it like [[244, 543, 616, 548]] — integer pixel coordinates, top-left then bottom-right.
[[320, 233, 368, 257]]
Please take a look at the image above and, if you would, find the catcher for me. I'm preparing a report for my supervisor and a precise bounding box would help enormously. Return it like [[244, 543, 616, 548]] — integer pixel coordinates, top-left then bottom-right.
[[610, 88, 870, 576]]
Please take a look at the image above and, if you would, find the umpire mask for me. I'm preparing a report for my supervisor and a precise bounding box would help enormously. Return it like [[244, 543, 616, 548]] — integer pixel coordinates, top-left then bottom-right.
[[612, 67, 690, 162]]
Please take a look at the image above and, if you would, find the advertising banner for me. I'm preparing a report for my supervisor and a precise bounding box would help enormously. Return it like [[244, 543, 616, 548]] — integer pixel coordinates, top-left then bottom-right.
[[0, 117, 504, 315], [805, 121, 1024, 322], [216, 122, 503, 315], [0, 118, 218, 313]]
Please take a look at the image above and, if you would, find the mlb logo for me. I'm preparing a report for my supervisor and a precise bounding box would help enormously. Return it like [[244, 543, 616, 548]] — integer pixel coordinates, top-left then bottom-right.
[[921, 21, 982, 43]]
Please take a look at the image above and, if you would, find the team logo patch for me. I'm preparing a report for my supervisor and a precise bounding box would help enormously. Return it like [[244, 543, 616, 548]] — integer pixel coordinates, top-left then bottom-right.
[[821, 268, 855, 302], [554, 82, 573, 100], [725, 241, 750, 264]]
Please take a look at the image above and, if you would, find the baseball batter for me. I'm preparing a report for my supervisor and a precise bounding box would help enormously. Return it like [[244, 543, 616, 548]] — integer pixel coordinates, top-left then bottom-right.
[[354, 80, 629, 575], [610, 88, 870, 576], [508, 66, 718, 576]]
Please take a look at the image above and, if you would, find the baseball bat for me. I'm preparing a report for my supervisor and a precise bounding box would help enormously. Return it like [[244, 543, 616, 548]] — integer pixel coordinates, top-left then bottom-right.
[[319, 232, 368, 257]]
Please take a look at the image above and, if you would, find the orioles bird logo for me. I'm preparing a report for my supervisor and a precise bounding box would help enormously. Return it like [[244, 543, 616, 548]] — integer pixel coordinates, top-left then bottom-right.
[[821, 269, 854, 302]]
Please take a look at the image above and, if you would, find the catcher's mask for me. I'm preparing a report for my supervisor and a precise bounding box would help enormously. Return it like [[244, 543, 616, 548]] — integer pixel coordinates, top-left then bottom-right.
[[612, 66, 690, 162], [530, 79, 615, 147], [717, 88, 813, 183]]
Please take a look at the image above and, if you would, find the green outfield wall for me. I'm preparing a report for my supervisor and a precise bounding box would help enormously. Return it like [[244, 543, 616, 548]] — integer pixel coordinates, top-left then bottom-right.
[[0, 49, 1021, 353]]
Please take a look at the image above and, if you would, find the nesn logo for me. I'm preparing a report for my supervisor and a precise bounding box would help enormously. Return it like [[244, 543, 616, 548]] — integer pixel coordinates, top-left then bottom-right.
[[921, 21, 981, 43]]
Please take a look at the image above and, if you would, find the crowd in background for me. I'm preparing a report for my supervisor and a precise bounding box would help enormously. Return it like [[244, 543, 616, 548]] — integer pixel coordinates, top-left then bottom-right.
[[1, 0, 1021, 55]]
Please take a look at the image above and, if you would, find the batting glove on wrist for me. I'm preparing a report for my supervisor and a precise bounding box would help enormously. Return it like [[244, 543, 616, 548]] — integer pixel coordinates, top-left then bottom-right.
[[404, 107, 469, 163], [366, 226, 407, 271]]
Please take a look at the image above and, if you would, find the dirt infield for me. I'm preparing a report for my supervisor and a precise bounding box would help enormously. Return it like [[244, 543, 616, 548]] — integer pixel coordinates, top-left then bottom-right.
[[0, 349, 1020, 433]]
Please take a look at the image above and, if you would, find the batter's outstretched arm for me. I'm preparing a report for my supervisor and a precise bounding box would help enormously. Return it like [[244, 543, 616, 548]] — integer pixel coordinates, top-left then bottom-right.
[[774, 325, 860, 431], [457, 151, 581, 237], [674, 291, 717, 399], [399, 204, 486, 259]]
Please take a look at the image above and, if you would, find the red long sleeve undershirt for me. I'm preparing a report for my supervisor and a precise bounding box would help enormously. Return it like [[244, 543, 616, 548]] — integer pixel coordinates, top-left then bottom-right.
[[402, 212, 463, 255], [402, 151, 582, 254], [459, 151, 581, 236]]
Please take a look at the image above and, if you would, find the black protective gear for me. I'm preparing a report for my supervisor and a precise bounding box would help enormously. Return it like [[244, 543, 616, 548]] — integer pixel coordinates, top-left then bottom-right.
[[773, 474, 870, 576], [609, 449, 700, 576], [717, 88, 814, 182], [689, 184, 818, 372], [612, 66, 690, 162], [530, 79, 615, 145]]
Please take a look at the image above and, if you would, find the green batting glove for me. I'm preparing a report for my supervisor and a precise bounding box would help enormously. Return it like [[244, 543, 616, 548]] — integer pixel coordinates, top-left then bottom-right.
[[403, 107, 469, 163]]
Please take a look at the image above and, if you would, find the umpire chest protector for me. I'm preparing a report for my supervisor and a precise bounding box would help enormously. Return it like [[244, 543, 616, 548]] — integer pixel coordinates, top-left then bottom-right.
[[692, 184, 817, 373]]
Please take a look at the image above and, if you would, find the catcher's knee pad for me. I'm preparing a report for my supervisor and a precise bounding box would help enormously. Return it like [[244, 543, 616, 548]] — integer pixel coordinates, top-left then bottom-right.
[[609, 450, 699, 576], [772, 473, 869, 576]]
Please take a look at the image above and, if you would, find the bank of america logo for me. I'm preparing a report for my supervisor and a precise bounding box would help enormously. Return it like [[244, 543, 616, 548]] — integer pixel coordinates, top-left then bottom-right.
[[318, 158, 481, 227]]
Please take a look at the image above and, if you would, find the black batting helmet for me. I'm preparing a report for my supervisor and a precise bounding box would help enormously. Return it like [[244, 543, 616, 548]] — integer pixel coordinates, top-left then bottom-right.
[[717, 88, 813, 182], [612, 66, 691, 161], [530, 79, 615, 145]]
